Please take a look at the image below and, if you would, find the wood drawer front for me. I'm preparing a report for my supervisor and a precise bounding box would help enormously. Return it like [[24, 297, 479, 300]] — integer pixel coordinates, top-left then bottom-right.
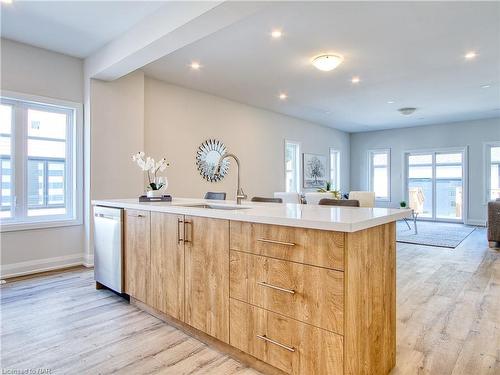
[[230, 251, 344, 334], [230, 221, 344, 270], [230, 299, 344, 375]]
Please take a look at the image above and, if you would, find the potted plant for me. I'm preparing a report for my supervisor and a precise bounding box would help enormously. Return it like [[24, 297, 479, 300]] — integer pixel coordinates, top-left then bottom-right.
[[317, 181, 341, 199], [400, 201, 407, 208], [132, 152, 170, 197]]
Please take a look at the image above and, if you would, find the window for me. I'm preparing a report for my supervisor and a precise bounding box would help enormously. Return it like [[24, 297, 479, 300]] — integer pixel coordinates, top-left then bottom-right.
[[486, 142, 500, 201], [0, 93, 82, 230], [368, 149, 390, 201], [329, 148, 340, 190], [285, 140, 300, 193]]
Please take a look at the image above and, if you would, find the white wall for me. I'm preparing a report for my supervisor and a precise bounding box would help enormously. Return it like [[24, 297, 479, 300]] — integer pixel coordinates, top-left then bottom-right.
[[1, 39, 83, 103], [350, 117, 500, 225], [144, 77, 350, 200], [90, 71, 145, 200], [0, 39, 84, 277]]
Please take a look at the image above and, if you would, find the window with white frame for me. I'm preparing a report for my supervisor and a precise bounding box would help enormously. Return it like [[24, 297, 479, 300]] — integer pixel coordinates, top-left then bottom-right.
[[486, 142, 500, 201], [0, 95, 82, 230], [368, 149, 390, 201], [329, 148, 340, 190], [285, 140, 300, 193]]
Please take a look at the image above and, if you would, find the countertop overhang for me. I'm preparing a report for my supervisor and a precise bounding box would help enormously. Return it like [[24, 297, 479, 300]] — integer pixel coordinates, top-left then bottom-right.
[[92, 198, 412, 232]]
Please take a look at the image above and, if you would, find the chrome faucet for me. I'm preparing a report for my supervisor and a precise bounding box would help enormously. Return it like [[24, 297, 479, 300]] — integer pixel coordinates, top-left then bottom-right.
[[215, 153, 247, 204]]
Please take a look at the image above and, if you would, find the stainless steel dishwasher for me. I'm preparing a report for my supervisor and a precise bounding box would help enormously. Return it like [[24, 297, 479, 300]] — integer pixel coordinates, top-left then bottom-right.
[[93, 206, 123, 293]]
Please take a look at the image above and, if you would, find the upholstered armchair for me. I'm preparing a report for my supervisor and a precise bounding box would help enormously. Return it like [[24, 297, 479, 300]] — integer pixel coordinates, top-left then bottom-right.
[[273, 192, 301, 204], [488, 198, 500, 247], [348, 191, 375, 208]]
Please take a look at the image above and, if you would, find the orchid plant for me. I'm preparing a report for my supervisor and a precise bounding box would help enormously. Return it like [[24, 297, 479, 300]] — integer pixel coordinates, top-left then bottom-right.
[[132, 152, 170, 191]]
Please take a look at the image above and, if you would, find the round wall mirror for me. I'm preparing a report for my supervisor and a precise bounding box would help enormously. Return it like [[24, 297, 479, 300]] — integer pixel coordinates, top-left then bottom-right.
[[196, 139, 230, 182]]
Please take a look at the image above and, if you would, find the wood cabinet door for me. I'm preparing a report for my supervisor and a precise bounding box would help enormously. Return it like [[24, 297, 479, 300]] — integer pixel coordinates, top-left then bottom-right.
[[123, 209, 150, 303], [184, 216, 230, 343], [149, 212, 185, 320]]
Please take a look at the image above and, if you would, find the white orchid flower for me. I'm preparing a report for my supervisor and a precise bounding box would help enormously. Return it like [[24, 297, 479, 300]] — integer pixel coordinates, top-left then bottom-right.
[[154, 158, 169, 173], [144, 157, 154, 171]]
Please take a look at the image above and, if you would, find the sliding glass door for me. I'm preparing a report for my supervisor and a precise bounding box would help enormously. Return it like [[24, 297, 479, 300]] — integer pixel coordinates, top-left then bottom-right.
[[406, 150, 465, 222]]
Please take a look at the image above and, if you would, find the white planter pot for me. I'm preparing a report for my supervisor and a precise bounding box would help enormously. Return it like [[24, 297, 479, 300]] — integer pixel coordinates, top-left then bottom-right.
[[147, 190, 162, 198]]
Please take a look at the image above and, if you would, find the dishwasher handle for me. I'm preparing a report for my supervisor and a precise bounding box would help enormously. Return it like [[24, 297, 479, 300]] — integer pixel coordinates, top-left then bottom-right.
[[94, 213, 120, 221]]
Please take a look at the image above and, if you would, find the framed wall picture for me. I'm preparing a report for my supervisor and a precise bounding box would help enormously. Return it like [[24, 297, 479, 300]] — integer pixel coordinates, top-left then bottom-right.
[[303, 153, 327, 188]]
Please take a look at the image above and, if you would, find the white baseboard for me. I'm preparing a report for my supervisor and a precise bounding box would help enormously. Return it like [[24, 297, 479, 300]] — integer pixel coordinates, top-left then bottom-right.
[[83, 253, 94, 268], [0, 253, 84, 279], [466, 219, 487, 226]]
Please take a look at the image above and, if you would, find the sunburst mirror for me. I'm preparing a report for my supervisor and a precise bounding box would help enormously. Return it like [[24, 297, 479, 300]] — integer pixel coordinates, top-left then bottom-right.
[[196, 139, 230, 182]]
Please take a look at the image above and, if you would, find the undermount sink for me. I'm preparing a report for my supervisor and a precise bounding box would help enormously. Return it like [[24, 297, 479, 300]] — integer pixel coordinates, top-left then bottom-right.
[[179, 204, 251, 210]]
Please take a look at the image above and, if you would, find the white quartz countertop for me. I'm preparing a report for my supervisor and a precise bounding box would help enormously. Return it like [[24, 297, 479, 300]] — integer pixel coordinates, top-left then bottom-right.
[[92, 198, 412, 232]]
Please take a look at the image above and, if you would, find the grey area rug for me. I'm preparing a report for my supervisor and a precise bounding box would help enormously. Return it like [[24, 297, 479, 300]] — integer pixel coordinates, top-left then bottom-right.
[[396, 221, 476, 248]]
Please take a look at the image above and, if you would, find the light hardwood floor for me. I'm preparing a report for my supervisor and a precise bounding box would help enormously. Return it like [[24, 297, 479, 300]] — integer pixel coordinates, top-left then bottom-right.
[[1, 228, 499, 375]]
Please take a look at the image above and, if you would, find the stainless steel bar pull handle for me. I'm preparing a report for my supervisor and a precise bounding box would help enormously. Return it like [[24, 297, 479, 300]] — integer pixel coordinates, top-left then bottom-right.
[[184, 220, 192, 243], [257, 281, 295, 294], [177, 218, 184, 244], [256, 335, 295, 352], [257, 238, 295, 247], [94, 213, 116, 220]]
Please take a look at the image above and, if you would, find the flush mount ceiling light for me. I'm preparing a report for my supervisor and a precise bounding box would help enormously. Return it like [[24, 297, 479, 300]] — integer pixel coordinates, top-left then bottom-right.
[[311, 54, 344, 72], [398, 107, 417, 116], [1, 0, 13, 4], [279, 93, 288, 100]]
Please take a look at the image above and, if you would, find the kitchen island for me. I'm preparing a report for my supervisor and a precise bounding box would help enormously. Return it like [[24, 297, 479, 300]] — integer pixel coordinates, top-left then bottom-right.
[[92, 198, 410, 375]]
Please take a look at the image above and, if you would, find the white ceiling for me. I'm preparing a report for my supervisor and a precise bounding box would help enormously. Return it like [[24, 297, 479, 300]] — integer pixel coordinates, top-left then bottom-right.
[[1, 1, 499, 132], [142, 1, 500, 132], [1, 1, 166, 58]]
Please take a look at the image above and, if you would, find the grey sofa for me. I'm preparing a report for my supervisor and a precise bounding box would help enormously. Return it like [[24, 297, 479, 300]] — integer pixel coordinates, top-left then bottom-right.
[[488, 198, 500, 247]]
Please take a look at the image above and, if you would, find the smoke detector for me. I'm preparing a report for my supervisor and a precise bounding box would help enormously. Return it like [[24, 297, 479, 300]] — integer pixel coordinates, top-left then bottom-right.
[[398, 107, 417, 116]]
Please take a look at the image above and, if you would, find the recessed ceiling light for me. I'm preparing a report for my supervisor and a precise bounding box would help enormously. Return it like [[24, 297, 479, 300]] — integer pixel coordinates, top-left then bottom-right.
[[190, 62, 201, 70], [271, 30, 282, 39], [398, 107, 417, 116], [1, 0, 13, 4], [481, 84, 491, 89], [465, 51, 477, 60], [351, 76, 360, 84], [387, 100, 395, 104], [311, 54, 344, 72], [279, 93, 288, 100]]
